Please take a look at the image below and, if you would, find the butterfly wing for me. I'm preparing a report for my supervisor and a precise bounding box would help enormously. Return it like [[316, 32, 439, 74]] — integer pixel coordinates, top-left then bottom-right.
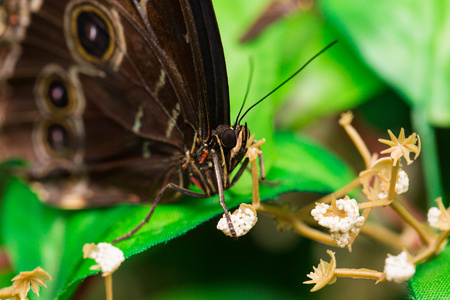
[[0, 0, 230, 208]]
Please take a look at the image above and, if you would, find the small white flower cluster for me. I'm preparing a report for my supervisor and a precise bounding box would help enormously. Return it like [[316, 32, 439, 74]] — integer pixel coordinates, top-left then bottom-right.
[[384, 251, 415, 283], [217, 203, 257, 237], [83, 243, 125, 276], [379, 170, 409, 199], [427, 205, 450, 231], [395, 170, 409, 194], [311, 198, 365, 248], [427, 207, 442, 228]]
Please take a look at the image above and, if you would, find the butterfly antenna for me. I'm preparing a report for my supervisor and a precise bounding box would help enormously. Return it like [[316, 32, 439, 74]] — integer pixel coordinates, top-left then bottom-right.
[[238, 40, 338, 124], [234, 57, 254, 127]]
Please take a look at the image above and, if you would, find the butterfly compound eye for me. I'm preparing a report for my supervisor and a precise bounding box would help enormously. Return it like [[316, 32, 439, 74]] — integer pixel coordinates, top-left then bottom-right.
[[222, 128, 237, 148]]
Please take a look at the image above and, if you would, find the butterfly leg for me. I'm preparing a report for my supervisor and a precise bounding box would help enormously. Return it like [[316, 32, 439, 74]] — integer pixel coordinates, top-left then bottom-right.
[[212, 152, 237, 239], [257, 150, 280, 186], [257, 148, 266, 181], [112, 155, 238, 243], [240, 149, 279, 187], [112, 183, 209, 244]]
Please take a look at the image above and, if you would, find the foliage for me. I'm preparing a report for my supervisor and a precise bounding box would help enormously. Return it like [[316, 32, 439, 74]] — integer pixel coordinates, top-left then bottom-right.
[[0, 0, 448, 299]]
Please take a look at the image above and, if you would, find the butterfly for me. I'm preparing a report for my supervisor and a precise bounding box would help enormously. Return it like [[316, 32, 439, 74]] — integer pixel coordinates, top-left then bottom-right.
[[0, 0, 262, 240]]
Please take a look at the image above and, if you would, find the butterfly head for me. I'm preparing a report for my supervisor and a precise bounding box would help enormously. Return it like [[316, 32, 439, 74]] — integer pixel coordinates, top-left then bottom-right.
[[213, 123, 250, 173], [186, 123, 249, 194]]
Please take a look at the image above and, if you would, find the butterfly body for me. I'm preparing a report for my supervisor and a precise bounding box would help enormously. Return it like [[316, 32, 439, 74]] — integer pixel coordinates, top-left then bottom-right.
[[0, 0, 251, 212]]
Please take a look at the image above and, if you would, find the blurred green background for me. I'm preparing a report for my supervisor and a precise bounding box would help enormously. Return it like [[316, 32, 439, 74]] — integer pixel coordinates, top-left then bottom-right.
[[1, 0, 449, 299]]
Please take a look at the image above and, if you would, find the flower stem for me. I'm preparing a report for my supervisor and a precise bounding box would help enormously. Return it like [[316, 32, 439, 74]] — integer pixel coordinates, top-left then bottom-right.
[[386, 163, 399, 202], [291, 218, 335, 245], [389, 198, 436, 245], [0, 286, 14, 299], [360, 222, 403, 251], [412, 230, 450, 264], [250, 159, 260, 208], [256, 203, 335, 246], [105, 275, 113, 300], [297, 177, 361, 218], [383, 162, 436, 244], [334, 268, 385, 282], [357, 200, 392, 209], [339, 113, 372, 168]]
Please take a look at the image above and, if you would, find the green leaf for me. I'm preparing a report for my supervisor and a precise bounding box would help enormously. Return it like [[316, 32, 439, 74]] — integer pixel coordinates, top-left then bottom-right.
[[0, 158, 26, 193], [1, 132, 354, 299], [0, 180, 136, 299], [409, 244, 450, 299], [321, 0, 450, 127]]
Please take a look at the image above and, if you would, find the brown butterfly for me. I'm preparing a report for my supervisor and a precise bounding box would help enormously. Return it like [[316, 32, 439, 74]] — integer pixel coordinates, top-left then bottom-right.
[[0, 0, 336, 241], [0, 0, 256, 239]]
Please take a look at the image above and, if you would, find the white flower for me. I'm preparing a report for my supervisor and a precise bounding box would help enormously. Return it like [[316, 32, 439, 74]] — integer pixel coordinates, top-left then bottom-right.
[[217, 203, 257, 237], [426, 199, 450, 231], [332, 232, 351, 248], [378, 170, 409, 199], [83, 243, 125, 276], [395, 170, 409, 194], [427, 207, 442, 228], [311, 197, 364, 248], [384, 251, 415, 283]]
